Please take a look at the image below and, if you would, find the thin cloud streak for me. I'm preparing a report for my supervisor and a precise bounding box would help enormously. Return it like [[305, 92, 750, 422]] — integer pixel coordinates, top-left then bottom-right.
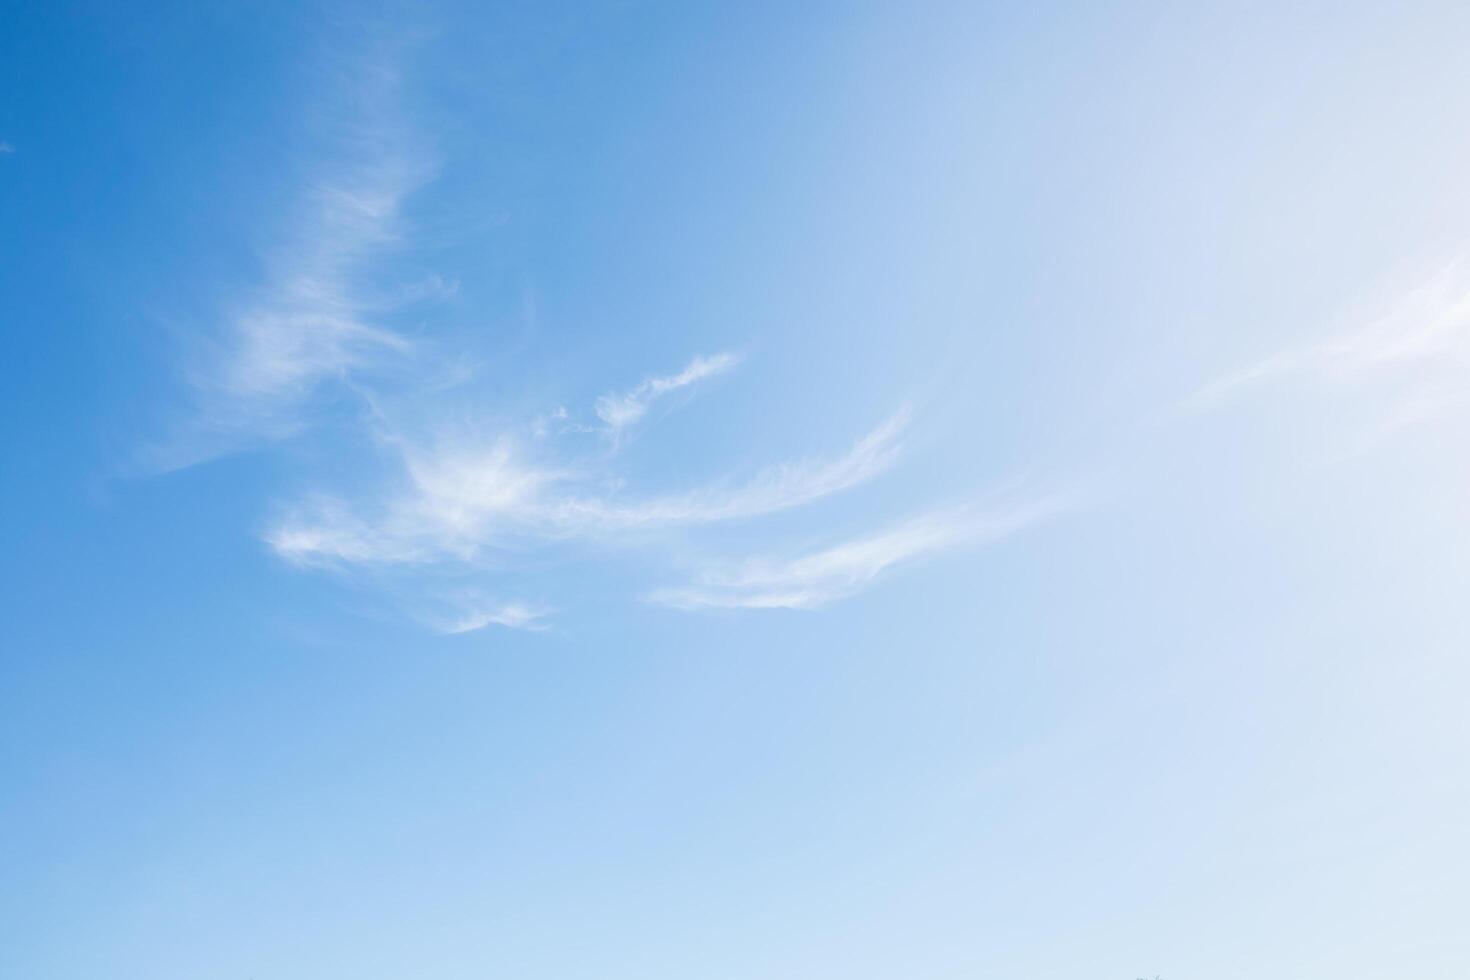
[[265, 410, 911, 567], [210, 176, 422, 400], [647, 489, 1077, 611], [151, 52, 436, 472], [161, 37, 1074, 633], [546, 409, 908, 529], [1187, 257, 1470, 431], [439, 600, 550, 634], [595, 352, 740, 432]]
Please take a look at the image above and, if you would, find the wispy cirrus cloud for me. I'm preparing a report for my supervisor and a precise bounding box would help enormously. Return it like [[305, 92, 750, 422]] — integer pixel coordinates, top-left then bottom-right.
[[207, 174, 425, 402], [1187, 256, 1470, 441], [595, 352, 740, 432], [437, 599, 550, 634], [265, 409, 909, 567], [154, 33, 1061, 635], [647, 489, 1076, 611], [149, 51, 438, 472]]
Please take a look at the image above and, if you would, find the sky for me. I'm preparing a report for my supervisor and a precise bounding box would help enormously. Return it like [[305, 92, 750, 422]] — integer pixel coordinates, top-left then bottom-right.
[[3, 1, 1470, 977]]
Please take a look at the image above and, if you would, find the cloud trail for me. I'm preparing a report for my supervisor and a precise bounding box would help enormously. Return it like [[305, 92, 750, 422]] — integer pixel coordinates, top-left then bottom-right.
[[595, 352, 740, 432], [1187, 257, 1470, 436], [151, 50, 437, 472], [154, 34, 1079, 634], [647, 490, 1076, 611], [438, 600, 550, 634], [265, 410, 910, 567]]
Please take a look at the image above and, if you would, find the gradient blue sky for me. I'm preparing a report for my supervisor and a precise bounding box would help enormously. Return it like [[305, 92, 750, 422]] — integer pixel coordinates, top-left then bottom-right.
[[4, 2, 1470, 977]]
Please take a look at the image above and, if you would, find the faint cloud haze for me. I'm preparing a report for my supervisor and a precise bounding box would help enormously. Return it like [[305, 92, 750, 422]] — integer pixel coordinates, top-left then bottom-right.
[[145, 49, 437, 472], [595, 352, 740, 433], [647, 490, 1078, 610], [1187, 255, 1470, 444]]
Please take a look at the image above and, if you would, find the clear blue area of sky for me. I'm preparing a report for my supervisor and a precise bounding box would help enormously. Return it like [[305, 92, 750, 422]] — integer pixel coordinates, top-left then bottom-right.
[[3, 2, 1470, 977]]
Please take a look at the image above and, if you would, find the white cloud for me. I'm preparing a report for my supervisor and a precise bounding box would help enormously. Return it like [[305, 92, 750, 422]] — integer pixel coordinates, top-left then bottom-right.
[[152, 54, 436, 472], [594, 352, 739, 431], [545, 409, 908, 530], [647, 489, 1076, 611], [202, 158, 430, 405], [438, 600, 550, 634], [265, 494, 433, 566], [160, 38, 1062, 633], [1188, 257, 1470, 432], [223, 184, 420, 397], [265, 410, 909, 566]]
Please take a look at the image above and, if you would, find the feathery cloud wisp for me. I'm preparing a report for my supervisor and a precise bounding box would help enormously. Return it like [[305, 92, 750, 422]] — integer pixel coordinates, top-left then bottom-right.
[[265, 410, 910, 567], [595, 352, 739, 431], [1188, 257, 1470, 436], [646, 490, 1076, 611], [438, 600, 550, 634], [152, 55, 437, 472], [161, 37, 1052, 633]]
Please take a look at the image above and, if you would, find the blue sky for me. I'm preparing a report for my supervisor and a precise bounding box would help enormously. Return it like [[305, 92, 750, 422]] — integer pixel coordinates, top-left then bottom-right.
[[4, 1, 1470, 977]]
